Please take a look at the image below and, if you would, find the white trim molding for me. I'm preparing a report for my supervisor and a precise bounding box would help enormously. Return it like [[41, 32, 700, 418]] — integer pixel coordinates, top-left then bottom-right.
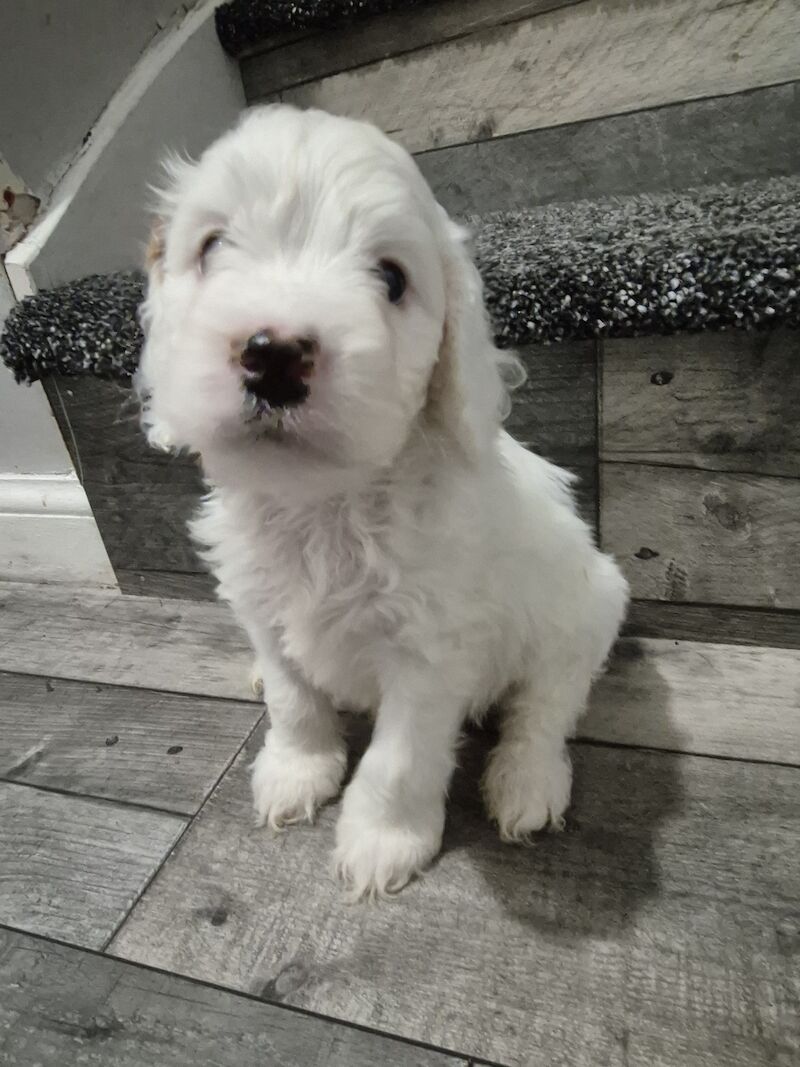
[[0, 361, 117, 590], [0, 472, 117, 588]]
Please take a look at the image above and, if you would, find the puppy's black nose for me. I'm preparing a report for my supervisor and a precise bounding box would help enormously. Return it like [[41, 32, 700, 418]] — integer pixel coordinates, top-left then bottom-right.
[[240, 330, 316, 409]]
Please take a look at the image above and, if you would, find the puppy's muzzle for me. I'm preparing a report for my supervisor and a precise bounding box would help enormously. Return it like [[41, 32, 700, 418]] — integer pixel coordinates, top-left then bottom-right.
[[240, 330, 316, 409]]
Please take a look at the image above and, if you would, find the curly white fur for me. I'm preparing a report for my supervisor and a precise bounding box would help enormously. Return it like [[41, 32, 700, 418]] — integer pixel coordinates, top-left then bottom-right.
[[137, 105, 629, 898]]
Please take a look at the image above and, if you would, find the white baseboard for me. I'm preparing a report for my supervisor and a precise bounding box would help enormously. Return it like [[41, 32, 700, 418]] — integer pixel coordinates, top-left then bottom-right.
[[0, 473, 118, 588]]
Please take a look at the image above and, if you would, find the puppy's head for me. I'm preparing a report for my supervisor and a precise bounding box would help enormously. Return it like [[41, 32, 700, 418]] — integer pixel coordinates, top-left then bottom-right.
[[138, 105, 511, 492]]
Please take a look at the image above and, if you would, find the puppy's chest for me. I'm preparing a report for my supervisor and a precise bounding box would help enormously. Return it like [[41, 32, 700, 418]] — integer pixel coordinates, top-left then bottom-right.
[[252, 513, 421, 702]]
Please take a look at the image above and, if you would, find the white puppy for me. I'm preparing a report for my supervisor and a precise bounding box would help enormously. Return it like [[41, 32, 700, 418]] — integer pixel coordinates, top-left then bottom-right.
[[138, 105, 629, 898]]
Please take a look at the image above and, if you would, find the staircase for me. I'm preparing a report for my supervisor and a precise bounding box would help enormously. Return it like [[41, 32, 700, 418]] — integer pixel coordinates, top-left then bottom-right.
[[0, 3, 799, 1064], [2, 0, 798, 641]]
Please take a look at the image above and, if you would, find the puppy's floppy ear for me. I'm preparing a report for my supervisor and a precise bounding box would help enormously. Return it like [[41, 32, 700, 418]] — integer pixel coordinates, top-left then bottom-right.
[[136, 220, 174, 451], [142, 151, 196, 283], [137, 216, 173, 450], [136, 153, 198, 453], [426, 216, 507, 462], [145, 216, 166, 280]]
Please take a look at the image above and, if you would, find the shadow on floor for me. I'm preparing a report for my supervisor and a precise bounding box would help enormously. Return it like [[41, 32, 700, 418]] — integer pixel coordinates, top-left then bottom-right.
[[441, 641, 686, 940]]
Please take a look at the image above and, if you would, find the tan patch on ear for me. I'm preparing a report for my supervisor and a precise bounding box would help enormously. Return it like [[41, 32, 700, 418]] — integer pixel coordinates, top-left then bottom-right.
[[425, 322, 452, 423], [424, 320, 473, 464], [145, 218, 165, 277]]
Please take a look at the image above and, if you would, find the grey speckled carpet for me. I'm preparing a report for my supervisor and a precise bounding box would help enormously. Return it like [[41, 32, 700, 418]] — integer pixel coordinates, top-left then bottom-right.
[[2, 177, 798, 385], [215, 0, 437, 55], [476, 176, 799, 347]]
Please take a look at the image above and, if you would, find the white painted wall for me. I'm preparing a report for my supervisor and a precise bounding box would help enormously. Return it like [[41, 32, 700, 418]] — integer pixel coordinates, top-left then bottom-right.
[[0, 1, 196, 202], [0, 0, 188, 585], [0, 367, 72, 478], [0, 0, 243, 585], [0, 268, 117, 587], [6, 1, 245, 293], [0, 264, 70, 477]]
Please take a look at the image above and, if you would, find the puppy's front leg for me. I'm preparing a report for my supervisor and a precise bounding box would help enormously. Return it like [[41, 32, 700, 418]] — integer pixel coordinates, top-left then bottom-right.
[[334, 678, 465, 898], [251, 644, 346, 830]]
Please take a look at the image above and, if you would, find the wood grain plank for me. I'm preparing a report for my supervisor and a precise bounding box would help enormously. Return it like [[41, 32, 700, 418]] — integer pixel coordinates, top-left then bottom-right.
[[418, 82, 800, 215], [0, 782, 184, 948], [2, 587, 799, 762], [235, 27, 314, 62], [0, 582, 254, 701], [0, 929, 465, 1067], [276, 0, 800, 154], [117, 568, 217, 601], [624, 600, 800, 649], [601, 330, 800, 477], [589, 638, 800, 764], [508, 340, 597, 525], [243, 0, 582, 98], [45, 376, 205, 575], [600, 463, 800, 608], [111, 733, 800, 1067], [0, 672, 262, 814]]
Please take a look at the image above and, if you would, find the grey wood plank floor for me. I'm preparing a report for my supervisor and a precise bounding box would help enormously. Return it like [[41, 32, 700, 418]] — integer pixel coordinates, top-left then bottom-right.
[[0, 928, 467, 1067], [2, 582, 799, 1066], [0, 671, 263, 814], [0, 581, 255, 700], [3, 583, 799, 762], [0, 782, 185, 948], [111, 726, 800, 1067]]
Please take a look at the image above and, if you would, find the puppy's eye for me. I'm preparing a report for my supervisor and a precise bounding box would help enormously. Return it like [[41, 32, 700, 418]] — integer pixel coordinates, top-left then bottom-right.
[[377, 260, 407, 304], [199, 231, 224, 270]]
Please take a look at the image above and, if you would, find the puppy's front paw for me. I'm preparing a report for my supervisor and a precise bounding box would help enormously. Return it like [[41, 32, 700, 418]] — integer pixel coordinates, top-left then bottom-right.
[[483, 739, 572, 843], [333, 784, 443, 899], [252, 737, 346, 830]]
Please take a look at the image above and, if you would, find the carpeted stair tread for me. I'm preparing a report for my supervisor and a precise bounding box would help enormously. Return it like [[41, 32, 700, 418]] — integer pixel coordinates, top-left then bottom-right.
[[476, 175, 800, 346], [2, 272, 145, 385], [2, 177, 798, 384], [214, 0, 436, 56]]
